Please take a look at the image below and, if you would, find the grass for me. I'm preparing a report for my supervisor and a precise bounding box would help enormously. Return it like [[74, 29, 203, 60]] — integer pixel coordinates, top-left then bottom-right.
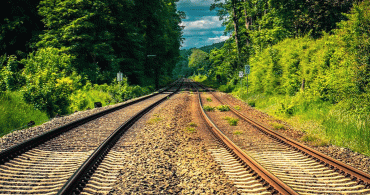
[[203, 105, 215, 111], [69, 89, 112, 112], [147, 114, 162, 124], [184, 122, 197, 133], [0, 91, 49, 137], [188, 122, 198, 127], [301, 134, 329, 147], [185, 127, 197, 133], [234, 105, 241, 110], [233, 130, 244, 135], [231, 90, 370, 155], [322, 111, 370, 154], [216, 105, 230, 112], [223, 116, 239, 126], [270, 122, 286, 130], [206, 97, 212, 102]]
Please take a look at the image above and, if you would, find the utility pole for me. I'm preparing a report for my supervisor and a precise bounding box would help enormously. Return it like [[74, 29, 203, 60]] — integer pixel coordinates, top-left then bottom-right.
[[147, 55, 158, 89]]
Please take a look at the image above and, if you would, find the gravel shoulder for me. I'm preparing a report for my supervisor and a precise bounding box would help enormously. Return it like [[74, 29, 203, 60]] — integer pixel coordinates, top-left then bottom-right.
[[215, 91, 370, 175]]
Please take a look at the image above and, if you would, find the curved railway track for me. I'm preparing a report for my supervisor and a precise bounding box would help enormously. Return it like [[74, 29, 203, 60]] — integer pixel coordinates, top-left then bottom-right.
[[192, 81, 370, 194], [0, 80, 182, 194]]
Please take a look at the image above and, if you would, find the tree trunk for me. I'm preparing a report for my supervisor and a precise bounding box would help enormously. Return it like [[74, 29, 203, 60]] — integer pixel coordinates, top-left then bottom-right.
[[243, 0, 252, 45], [232, 0, 240, 56]]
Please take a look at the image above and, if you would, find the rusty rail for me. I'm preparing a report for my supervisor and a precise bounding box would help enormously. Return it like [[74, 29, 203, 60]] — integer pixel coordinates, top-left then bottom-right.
[[192, 82, 298, 195]]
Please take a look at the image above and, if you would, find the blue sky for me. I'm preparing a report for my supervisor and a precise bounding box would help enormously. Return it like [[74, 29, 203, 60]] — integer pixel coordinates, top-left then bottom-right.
[[176, 0, 229, 49]]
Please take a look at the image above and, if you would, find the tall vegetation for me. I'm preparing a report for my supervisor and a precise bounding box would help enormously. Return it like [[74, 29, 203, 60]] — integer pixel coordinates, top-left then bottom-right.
[[0, 0, 183, 135]]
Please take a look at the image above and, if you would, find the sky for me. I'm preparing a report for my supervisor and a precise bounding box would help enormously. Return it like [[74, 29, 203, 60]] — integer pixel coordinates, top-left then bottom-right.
[[176, 0, 229, 49]]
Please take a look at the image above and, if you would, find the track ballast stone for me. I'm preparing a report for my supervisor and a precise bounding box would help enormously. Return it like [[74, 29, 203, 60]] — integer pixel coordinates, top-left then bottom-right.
[[109, 92, 238, 194]]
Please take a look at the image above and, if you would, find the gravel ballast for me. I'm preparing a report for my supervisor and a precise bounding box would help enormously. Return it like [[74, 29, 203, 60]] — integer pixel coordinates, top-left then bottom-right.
[[109, 92, 238, 194]]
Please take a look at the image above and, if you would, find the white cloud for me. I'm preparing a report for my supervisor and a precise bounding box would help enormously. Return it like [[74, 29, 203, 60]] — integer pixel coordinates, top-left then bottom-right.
[[180, 16, 222, 30], [212, 30, 224, 35], [176, 0, 224, 7], [183, 31, 208, 36], [207, 35, 229, 44]]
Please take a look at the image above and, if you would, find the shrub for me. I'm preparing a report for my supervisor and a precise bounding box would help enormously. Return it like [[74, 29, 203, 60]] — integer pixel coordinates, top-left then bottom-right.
[[223, 116, 239, 126], [234, 105, 241, 110], [248, 101, 256, 107], [203, 105, 215, 111], [219, 84, 234, 93], [21, 47, 78, 117], [216, 105, 230, 111], [69, 89, 112, 112], [270, 122, 286, 130], [206, 97, 212, 102]]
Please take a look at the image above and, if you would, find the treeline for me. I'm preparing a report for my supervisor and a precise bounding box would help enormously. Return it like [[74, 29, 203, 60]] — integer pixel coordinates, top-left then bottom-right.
[[173, 41, 225, 78], [1, 0, 182, 87], [196, 0, 353, 81], [0, 0, 183, 133]]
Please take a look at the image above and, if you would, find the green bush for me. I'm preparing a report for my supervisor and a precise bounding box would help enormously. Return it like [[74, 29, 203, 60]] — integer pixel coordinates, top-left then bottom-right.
[[248, 101, 256, 107], [203, 105, 215, 111], [216, 105, 230, 111], [219, 84, 234, 93], [190, 74, 208, 83], [69, 89, 113, 112], [223, 116, 239, 126], [0, 55, 25, 92], [21, 47, 79, 117]]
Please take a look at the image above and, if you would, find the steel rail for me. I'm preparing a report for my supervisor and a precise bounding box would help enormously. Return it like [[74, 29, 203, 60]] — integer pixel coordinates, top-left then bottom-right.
[[195, 81, 370, 188], [57, 80, 183, 195], [192, 81, 298, 195], [0, 79, 180, 165]]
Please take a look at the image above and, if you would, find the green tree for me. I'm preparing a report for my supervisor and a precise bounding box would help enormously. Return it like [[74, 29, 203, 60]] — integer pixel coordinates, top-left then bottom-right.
[[0, 0, 44, 57], [188, 49, 210, 75], [336, 1, 370, 94], [21, 47, 79, 117]]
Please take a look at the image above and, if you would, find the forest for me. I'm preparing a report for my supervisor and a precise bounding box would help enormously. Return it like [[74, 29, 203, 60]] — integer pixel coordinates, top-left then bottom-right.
[[181, 0, 370, 155], [0, 0, 183, 135]]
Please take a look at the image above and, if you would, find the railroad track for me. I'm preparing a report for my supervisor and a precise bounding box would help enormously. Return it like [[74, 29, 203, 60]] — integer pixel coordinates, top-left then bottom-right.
[[0, 80, 182, 195], [192, 81, 370, 194]]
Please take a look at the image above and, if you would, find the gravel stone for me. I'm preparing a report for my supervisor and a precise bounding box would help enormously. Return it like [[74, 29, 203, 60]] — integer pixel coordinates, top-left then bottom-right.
[[109, 92, 238, 194]]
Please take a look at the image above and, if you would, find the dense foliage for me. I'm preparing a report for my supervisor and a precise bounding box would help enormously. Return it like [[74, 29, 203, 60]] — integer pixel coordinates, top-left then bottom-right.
[[0, 0, 44, 57], [172, 41, 225, 78], [0, 0, 183, 134], [36, 0, 182, 86]]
